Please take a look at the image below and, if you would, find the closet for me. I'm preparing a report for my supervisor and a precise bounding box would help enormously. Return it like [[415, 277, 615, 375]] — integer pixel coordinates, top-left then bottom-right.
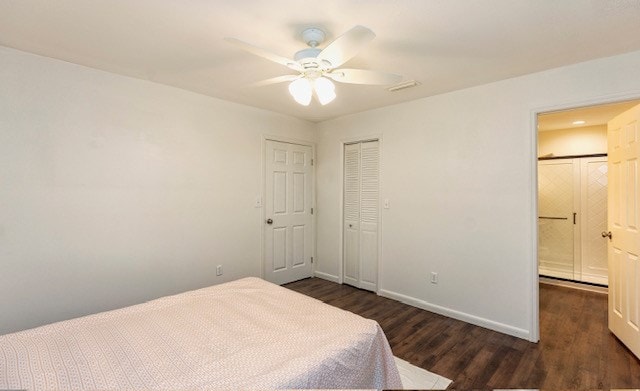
[[538, 156, 608, 285], [343, 140, 379, 292]]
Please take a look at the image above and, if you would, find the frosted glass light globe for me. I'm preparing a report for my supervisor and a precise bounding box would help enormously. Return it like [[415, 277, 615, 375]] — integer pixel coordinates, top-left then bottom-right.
[[288, 78, 312, 106], [314, 77, 336, 105]]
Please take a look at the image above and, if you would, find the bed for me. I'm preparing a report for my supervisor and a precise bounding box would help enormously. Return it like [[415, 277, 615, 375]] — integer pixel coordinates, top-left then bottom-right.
[[0, 277, 402, 390]]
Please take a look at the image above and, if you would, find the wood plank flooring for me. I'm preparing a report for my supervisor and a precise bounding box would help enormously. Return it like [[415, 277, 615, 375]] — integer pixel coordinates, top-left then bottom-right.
[[284, 278, 640, 389]]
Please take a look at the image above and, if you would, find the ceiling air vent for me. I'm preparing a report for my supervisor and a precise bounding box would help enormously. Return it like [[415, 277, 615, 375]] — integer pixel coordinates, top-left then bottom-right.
[[387, 80, 420, 92]]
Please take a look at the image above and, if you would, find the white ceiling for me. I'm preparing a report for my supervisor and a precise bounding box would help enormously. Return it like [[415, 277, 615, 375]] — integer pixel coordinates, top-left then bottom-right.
[[538, 100, 640, 131], [2, 0, 640, 122]]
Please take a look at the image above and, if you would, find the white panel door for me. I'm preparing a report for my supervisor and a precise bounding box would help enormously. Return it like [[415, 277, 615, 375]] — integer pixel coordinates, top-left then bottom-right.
[[580, 157, 609, 285], [343, 141, 379, 292], [264, 140, 313, 285], [607, 103, 640, 360]]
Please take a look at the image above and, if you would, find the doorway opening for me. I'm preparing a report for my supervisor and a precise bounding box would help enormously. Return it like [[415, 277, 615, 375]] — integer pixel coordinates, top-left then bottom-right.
[[535, 98, 640, 360], [537, 100, 638, 287]]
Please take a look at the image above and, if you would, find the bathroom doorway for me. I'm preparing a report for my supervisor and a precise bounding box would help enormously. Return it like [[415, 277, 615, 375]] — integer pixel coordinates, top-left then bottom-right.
[[537, 100, 640, 288]]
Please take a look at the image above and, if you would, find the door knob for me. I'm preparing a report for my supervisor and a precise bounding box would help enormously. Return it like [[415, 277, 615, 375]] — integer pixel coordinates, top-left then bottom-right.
[[601, 231, 612, 240], [266, 218, 273, 225]]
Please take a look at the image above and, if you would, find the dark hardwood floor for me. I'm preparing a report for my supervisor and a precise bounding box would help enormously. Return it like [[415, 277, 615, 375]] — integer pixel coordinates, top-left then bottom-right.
[[284, 277, 640, 389]]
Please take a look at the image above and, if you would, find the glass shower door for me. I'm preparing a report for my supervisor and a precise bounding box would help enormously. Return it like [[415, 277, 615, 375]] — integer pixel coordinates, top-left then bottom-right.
[[538, 159, 575, 280]]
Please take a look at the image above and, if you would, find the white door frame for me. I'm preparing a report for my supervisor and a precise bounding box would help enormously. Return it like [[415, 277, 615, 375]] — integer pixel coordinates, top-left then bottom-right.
[[260, 134, 317, 281], [529, 92, 640, 343], [338, 134, 383, 291]]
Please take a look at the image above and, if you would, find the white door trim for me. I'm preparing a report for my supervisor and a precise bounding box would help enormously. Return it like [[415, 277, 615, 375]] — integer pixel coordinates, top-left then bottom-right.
[[338, 134, 383, 290], [529, 91, 640, 343], [260, 134, 316, 281]]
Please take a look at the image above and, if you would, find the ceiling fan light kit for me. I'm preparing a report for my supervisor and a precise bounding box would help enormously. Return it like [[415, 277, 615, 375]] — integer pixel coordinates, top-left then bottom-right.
[[288, 76, 336, 106], [226, 25, 402, 106]]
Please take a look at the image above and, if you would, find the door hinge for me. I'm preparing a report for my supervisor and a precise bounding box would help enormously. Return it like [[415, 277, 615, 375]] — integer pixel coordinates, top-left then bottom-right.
[[311, 207, 314, 215], [311, 158, 314, 166], [311, 257, 314, 264]]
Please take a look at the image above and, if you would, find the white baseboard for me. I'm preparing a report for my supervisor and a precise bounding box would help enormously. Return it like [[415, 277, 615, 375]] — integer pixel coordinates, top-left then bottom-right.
[[377, 289, 531, 341], [314, 271, 340, 283]]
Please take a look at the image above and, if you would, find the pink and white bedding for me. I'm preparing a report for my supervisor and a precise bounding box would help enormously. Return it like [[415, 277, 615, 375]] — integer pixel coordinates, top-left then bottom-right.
[[0, 277, 401, 390]]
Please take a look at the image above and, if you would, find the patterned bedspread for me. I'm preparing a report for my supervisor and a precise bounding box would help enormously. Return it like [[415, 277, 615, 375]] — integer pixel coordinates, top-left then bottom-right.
[[0, 277, 401, 389]]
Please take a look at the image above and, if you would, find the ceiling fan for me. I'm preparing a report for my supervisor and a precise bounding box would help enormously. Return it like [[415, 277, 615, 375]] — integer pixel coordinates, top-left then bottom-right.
[[225, 26, 402, 106]]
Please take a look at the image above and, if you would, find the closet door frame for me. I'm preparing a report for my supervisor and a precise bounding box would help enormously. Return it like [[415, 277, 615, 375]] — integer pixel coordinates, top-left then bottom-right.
[[338, 134, 383, 292]]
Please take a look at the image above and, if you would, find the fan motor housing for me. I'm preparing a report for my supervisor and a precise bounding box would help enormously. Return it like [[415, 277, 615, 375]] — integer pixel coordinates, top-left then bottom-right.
[[294, 28, 333, 70], [294, 47, 321, 62]]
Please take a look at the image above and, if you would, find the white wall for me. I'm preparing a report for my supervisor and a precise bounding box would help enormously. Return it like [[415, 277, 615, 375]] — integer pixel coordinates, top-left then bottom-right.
[[0, 46, 315, 335], [5, 42, 640, 342], [315, 50, 640, 340], [538, 125, 607, 157]]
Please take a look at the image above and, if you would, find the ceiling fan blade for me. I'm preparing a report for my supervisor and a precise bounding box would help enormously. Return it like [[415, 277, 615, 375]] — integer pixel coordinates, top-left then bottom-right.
[[327, 69, 402, 85], [251, 74, 301, 87], [317, 25, 376, 68], [225, 37, 302, 72]]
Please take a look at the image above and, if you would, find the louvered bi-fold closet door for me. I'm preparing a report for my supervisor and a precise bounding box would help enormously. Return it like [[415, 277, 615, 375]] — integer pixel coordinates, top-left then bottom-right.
[[343, 141, 379, 292], [343, 143, 361, 287]]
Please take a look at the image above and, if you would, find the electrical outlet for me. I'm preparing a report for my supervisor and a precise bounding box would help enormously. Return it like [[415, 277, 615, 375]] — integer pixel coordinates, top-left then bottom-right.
[[430, 272, 438, 284], [216, 265, 223, 276]]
